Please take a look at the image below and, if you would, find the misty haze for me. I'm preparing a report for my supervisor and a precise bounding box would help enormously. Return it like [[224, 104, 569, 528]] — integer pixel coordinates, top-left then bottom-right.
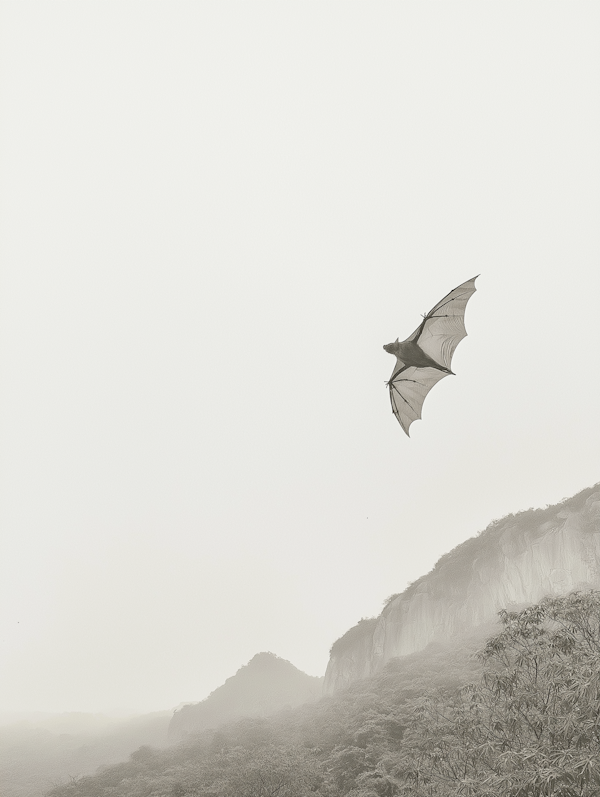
[[1, 2, 599, 796]]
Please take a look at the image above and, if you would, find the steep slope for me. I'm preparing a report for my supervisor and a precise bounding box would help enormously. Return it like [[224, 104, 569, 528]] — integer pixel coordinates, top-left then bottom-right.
[[46, 633, 488, 797], [325, 483, 600, 693], [169, 652, 323, 740]]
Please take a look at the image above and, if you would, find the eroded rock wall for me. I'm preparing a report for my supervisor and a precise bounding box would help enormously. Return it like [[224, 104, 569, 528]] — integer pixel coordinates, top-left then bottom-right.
[[324, 487, 600, 693]]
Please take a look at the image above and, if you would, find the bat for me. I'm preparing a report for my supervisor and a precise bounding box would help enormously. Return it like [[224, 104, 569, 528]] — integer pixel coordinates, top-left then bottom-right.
[[384, 276, 478, 436]]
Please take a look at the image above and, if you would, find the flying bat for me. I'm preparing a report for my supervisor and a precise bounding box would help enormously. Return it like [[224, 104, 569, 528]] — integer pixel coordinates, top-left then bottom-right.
[[384, 276, 478, 436]]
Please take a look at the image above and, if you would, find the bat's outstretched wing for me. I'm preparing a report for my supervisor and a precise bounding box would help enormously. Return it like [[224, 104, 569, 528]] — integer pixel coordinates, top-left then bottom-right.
[[388, 276, 477, 435], [389, 365, 449, 435], [407, 276, 478, 370]]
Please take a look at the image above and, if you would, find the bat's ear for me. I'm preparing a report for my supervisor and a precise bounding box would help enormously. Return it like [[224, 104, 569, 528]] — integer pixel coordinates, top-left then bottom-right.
[[395, 338, 399, 343]]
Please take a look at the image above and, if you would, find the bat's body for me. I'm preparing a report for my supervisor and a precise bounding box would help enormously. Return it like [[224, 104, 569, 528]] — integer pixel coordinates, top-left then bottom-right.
[[384, 339, 454, 376], [384, 276, 478, 435]]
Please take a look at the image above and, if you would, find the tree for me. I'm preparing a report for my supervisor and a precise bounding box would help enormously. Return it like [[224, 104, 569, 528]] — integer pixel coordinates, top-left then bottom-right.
[[394, 591, 600, 796], [216, 745, 319, 797]]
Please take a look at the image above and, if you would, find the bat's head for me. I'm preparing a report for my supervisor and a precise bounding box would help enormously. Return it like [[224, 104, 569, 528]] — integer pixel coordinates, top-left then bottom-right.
[[383, 338, 399, 355]]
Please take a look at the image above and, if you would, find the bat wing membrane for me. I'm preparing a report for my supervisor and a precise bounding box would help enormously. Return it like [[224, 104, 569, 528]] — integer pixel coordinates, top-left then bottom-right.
[[407, 276, 477, 370], [388, 365, 449, 436]]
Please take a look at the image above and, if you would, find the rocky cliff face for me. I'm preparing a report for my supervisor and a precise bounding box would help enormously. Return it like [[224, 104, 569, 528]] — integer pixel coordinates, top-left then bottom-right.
[[324, 484, 600, 694]]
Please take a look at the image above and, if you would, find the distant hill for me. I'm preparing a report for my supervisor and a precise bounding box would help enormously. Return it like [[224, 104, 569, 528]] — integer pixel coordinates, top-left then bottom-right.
[[169, 652, 323, 741]]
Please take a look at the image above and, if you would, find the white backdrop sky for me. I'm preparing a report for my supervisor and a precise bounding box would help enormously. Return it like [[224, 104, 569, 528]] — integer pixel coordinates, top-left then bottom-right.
[[1, 2, 599, 715]]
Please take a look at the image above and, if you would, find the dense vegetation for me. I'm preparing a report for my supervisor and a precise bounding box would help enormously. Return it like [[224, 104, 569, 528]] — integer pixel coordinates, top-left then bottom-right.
[[396, 591, 600, 795], [47, 591, 600, 796]]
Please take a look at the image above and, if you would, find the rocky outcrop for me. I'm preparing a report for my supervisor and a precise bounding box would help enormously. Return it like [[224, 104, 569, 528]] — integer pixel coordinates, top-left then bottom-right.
[[169, 652, 323, 740], [324, 484, 600, 693]]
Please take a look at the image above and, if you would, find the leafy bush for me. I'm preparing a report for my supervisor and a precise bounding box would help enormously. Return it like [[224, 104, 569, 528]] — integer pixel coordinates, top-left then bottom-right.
[[393, 591, 600, 796]]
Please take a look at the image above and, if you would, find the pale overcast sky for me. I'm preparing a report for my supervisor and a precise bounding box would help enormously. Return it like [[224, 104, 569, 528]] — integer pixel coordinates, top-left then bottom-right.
[[1, 2, 599, 715]]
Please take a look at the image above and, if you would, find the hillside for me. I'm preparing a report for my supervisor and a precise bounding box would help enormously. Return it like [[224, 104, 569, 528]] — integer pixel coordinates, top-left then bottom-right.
[[47, 628, 486, 797], [169, 652, 323, 741], [45, 590, 600, 796], [325, 482, 600, 692]]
